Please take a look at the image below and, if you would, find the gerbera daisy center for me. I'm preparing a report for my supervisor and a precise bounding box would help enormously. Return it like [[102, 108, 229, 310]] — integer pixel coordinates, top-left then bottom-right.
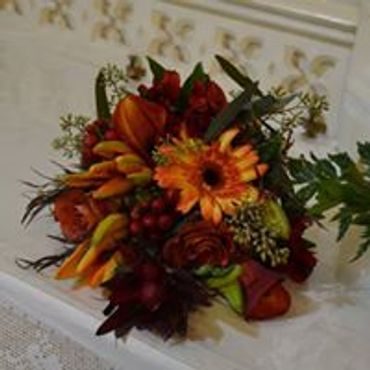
[[202, 163, 224, 188]]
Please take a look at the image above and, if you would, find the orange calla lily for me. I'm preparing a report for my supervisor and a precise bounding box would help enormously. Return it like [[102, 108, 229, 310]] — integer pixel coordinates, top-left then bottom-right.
[[113, 95, 167, 161]]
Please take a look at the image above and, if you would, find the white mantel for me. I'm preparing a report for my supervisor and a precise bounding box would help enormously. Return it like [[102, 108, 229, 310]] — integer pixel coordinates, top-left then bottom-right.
[[1, 1, 370, 370]]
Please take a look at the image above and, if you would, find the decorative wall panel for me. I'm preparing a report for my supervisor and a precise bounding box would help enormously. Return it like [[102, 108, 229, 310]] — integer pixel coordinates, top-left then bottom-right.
[[0, 0, 358, 151]]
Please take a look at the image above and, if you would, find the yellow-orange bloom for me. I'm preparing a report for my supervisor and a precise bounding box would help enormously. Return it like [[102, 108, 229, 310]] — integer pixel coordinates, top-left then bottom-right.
[[154, 128, 268, 224]]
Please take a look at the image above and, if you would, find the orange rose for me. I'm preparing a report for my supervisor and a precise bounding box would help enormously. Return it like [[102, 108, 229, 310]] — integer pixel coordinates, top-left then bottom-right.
[[113, 95, 167, 161], [53, 190, 106, 242]]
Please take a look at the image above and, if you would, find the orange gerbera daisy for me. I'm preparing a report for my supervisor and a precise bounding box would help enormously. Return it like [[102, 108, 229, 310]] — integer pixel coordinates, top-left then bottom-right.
[[154, 128, 268, 224]]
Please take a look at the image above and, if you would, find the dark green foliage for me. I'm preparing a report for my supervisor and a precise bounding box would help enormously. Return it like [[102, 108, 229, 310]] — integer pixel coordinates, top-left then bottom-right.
[[215, 55, 262, 97], [147, 56, 165, 81], [288, 143, 370, 260], [204, 89, 253, 142], [177, 63, 208, 110], [95, 71, 111, 120]]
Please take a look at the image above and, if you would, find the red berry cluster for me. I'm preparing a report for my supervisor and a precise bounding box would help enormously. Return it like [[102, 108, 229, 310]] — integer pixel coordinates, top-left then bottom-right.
[[81, 120, 119, 167], [129, 192, 179, 240]]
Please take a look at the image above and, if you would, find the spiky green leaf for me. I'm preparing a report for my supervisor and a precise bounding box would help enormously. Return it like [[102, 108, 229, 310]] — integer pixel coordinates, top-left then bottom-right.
[[204, 89, 252, 142], [215, 55, 262, 97], [147, 56, 165, 81], [95, 71, 111, 120], [177, 63, 208, 110]]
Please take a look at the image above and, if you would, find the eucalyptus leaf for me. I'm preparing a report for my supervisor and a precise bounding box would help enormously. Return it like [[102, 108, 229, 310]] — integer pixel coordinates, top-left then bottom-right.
[[177, 63, 208, 110], [272, 93, 298, 111], [258, 133, 282, 162], [204, 89, 252, 142], [95, 71, 111, 120], [147, 56, 165, 81], [215, 55, 262, 97], [251, 95, 277, 118]]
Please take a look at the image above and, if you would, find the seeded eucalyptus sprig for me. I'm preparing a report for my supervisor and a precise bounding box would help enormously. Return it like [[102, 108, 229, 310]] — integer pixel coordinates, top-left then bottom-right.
[[270, 88, 329, 138], [100, 64, 131, 110], [288, 143, 370, 261], [226, 203, 290, 267], [52, 114, 90, 159]]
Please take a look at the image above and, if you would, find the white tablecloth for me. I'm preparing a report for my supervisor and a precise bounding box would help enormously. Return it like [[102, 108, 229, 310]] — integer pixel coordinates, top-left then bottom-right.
[[2, 2, 370, 370]]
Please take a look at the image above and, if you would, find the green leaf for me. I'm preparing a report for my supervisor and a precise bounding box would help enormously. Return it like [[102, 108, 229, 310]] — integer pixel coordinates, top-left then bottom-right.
[[147, 56, 165, 81], [95, 70, 111, 120], [258, 133, 282, 162], [177, 63, 208, 110], [251, 95, 277, 118], [353, 212, 370, 225], [272, 93, 298, 111], [334, 207, 353, 241], [358, 142, 370, 177], [204, 89, 252, 142], [350, 227, 370, 262], [312, 158, 338, 179], [215, 55, 262, 97], [328, 153, 353, 172], [358, 142, 370, 166], [296, 183, 317, 204], [309, 180, 343, 217], [341, 183, 370, 212], [288, 157, 316, 184]]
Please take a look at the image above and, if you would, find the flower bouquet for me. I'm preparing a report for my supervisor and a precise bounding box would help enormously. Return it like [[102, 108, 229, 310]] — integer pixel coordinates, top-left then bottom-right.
[[20, 56, 370, 340]]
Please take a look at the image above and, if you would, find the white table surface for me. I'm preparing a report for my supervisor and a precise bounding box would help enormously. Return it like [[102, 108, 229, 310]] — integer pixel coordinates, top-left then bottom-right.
[[2, 2, 370, 369]]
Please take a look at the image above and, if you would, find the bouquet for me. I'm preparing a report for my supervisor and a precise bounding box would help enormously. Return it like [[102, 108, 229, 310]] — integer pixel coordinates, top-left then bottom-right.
[[20, 55, 370, 340]]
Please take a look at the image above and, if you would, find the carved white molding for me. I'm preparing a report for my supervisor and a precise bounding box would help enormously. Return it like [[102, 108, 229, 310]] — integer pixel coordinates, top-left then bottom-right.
[[0, 0, 361, 152]]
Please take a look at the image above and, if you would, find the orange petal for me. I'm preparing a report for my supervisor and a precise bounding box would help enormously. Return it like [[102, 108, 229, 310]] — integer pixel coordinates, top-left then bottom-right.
[[233, 144, 252, 158], [177, 188, 199, 214], [154, 166, 187, 188], [256, 163, 269, 177], [113, 95, 166, 159], [89, 160, 117, 176], [55, 240, 89, 280], [237, 152, 259, 170], [92, 177, 133, 199], [200, 195, 215, 223], [219, 128, 239, 152], [212, 202, 223, 225], [77, 229, 126, 274]]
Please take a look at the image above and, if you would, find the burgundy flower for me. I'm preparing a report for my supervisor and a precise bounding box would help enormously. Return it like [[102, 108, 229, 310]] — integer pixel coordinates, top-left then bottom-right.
[[278, 217, 317, 283], [162, 221, 234, 268], [184, 80, 227, 137], [139, 71, 181, 109], [239, 260, 291, 320], [97, 265, 212, 339]]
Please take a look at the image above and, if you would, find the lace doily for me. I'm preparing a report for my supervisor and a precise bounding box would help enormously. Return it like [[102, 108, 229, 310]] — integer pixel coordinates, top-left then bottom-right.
[[0, 296, 115, 370]]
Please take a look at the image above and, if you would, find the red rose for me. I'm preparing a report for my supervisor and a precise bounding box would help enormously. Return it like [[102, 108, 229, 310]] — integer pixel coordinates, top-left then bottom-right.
[[184, 80, 227, 137], [162, 221, 234, 268], [139, 71, 181, 109]]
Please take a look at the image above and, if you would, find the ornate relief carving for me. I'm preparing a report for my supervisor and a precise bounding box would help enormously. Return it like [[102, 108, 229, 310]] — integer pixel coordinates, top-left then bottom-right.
[[39, 0, 74, 30], [0, 0, 22, 14], [0, 0, 345, 139], [281, 46, 337, 95], [213, 28, 263, 77], [91, 0, 132, 44], [147, 10, 194, 63]]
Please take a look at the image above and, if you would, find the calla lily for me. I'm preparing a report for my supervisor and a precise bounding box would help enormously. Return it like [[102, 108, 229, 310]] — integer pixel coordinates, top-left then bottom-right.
[[113, 95, 167, 161]]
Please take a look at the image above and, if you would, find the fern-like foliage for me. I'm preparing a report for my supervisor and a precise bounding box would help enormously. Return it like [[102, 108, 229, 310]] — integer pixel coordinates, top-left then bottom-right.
[[288, 142, 370, 260]]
